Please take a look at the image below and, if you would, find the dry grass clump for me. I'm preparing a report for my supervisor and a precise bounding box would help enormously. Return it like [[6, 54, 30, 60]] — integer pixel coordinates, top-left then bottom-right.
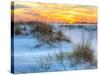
[[31, 22, 71, 48], [35, 55, 52, 70], [14, 26, 22, 35], [69, 41, 95, 66]]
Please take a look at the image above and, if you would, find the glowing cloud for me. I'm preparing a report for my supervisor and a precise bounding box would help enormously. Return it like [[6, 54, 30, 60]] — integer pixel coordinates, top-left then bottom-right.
[[12, 2, 97, 24]]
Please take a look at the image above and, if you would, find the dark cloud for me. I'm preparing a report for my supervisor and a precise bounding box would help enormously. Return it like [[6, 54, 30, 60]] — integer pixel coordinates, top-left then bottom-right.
[[11, 4, 30, 9]]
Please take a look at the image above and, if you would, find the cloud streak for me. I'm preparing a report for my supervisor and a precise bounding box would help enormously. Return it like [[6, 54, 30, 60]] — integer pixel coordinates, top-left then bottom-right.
[[11, 4, 31, 9]]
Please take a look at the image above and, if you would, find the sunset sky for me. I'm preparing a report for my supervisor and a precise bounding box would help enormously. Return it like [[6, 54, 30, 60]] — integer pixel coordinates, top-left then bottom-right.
[[12, 2, 97, 24]]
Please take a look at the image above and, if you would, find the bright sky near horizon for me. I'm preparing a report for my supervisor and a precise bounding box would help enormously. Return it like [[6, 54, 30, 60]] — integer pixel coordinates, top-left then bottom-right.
[[12, 2, 97, 24]]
